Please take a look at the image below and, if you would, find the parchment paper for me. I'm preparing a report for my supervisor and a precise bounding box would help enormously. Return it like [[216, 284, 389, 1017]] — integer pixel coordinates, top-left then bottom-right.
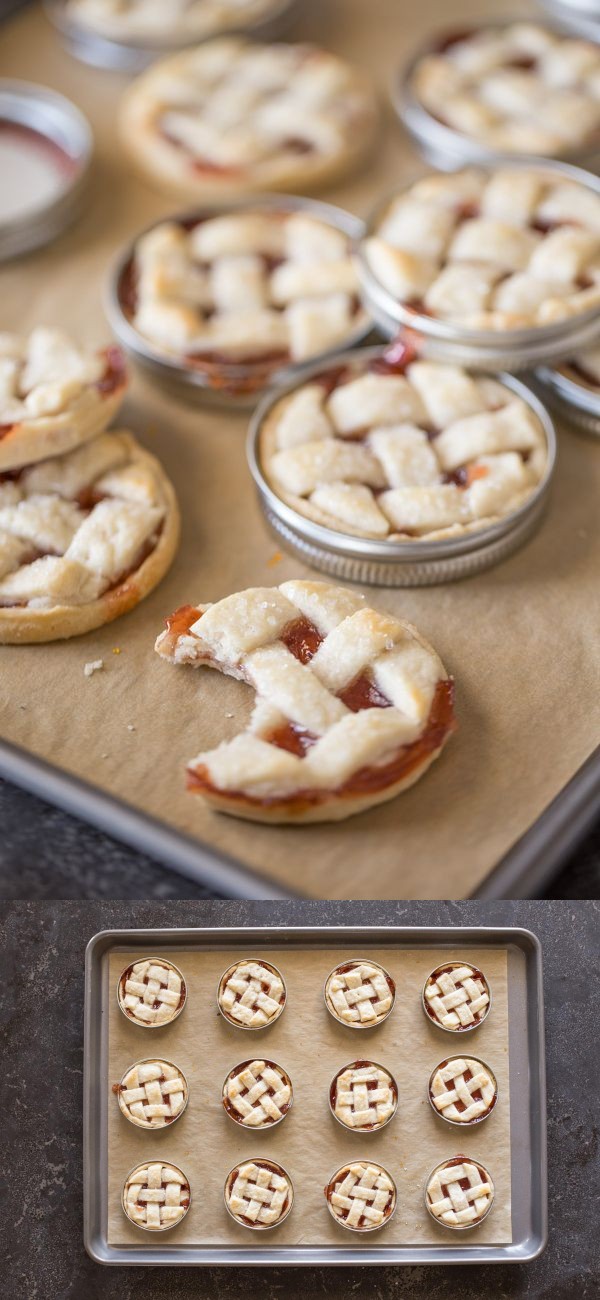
[[107, 945, 511, 1248], [0, 1, 599, 899]]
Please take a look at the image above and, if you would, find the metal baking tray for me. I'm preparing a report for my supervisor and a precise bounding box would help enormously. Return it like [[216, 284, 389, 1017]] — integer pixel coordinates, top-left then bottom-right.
[[83, 923, 547, 1266]]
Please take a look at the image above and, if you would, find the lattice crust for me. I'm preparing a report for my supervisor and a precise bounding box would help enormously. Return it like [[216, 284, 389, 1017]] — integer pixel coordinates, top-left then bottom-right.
[[67, 0, 280, 41], [365, 165, 600, 331], [0, 329, 126, 472], [426, 1159, 494, 1228], [326, 1162, 396, 1231], [0, 429, 178, 642], [218, 959, 286, 1027], [332, 1061, 397, 1129], [412, 22, 600, 157], [155, 579, 454, 823], [430, 1057, 497, 1124], [424, 963, 491, 1031], [562, 343, 600, 390], [226, 1160, 293, 1228], [325, 960, 395, 1027], [117, 1059, 188, 1128], [123, 1161, 190, 1230], [119, 958, 186, 1026], [119, 39, 378, 198], [127, 210, 366, 365], [223, 1058, 292, 1127], [261, 359, 547, 541]]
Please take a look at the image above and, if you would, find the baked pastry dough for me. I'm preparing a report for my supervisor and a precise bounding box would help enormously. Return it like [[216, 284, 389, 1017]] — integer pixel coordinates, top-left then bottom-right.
[[561, 343, 600, 391], [65, 0, 284, 42], [411, 21, 600, 157], [365, 166, 600, 332], [121, 208, 367, 374], [429, 1056, 497, 1125], [260, 354, 548, 542], [325, 1162, 397, 1232], [224, 1159, 293, 1228], [123, 1161, 191, 1230], [0, 428, 179, 643], [116, 1059, 189, 1128], [217, 958, 286, 1026], [119, 39, 378, 199], [425, 1156, 495, 1229], [0, 329, 126, 472], [118, 957, 187, 1026], [155, 579, 455, 823], [223, 1058, 292, 1127], [324, 959, 395, 1027], [330, 1061, 397, 1130], [423, 961, 491, 1032]]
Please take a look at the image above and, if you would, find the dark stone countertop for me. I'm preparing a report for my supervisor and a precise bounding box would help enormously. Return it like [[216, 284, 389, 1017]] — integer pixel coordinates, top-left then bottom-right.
[[2, 899, 599, 1300], [0, 778, 599, 898]]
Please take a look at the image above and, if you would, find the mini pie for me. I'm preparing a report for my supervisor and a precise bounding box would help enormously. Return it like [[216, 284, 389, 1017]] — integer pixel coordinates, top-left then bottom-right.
[[325, 1161, 397, 1232], [325, 960, 395, 1028], [330, 1060, 397, 1130], [260, 352, 548, 541], [425, 1156, 495, 1229], [364, 165, 600, 332], [423, 961, 491, 1032], [115, 1058, 189, 1128], [119, 39, 378, 200], [122, 1160, 191, 1230], [224, 1158, 293, 1229], [118, 957, 187, 1027], [155, 579, 455, 823], [0, 328, 126, 472], [223, 1058, 292, 1127], [217, 958, 286, 1028], [65, 0, 284, 43], [0, 429, 179, 643], [429, 1056, 497, 1125], [411, 21, 600, 157], [120, 208, 367, 376]]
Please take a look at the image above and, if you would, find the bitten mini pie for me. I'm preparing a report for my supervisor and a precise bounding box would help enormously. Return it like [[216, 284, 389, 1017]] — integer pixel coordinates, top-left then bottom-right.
[[409, 21, 600, 158], [119, 38, 377, 200], [330, 1060, 398, 1130], [425, 1156, 495, 1229], [217, 958, 286, 1028], [223, 1058, 292, 1127], [0, 328, 126, 472], [117, 957, 187, 1027], [428, 1056, 497, 1125], [325, 1161, 397, 1232], [0, 429, 179, 644], [122, 1160, 191, 1231], [324, 959, 395, 1028], [115, 1059, 189, 1129], [224, 1158, 293, 1229], [155, 579, 455, 823], [423, 961, 491, 1032]]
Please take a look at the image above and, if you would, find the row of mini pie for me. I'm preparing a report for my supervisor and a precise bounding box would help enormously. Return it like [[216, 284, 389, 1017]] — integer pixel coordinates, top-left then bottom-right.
[[121, 1154, 496, 1234], [115, 1052, 499, 1132], [116, 956, 492, 1032]]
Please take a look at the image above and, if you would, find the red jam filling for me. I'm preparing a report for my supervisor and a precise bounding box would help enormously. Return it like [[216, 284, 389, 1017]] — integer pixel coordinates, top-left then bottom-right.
[[280, 615, 323, 662], [0, 423, 15, 439], [165, 603, 200, 638], [96, 345, 127, 395]]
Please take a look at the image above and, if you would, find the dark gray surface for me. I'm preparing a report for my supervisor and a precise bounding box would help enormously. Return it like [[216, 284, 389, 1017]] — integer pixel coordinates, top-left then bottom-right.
[[0, 777, 598, 899], [2, 900, 599, 1298]]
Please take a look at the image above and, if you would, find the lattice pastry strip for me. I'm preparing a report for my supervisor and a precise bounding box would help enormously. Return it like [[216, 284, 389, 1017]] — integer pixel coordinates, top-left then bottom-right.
[[423, 962, 491, 1031], [155, 579, 454, 823], [223, 1058, 292, 1127], [429, 1057, 497, 1124], [426, 1158, 495, 1228], [261, 359, 547, 542], [225, 1160, 293, 1228], [123, 1161, 191, 1230], [117, 1059, 188, 1128], [326, 1161, 397, 1231], [118, 958, 186, 1026], [331, 1061, 397, 1129]]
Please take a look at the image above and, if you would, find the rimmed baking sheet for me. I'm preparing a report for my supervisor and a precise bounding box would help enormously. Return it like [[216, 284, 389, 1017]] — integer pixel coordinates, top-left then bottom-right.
[[84, 925, 547, 1265], [1, 0, 599, 901]]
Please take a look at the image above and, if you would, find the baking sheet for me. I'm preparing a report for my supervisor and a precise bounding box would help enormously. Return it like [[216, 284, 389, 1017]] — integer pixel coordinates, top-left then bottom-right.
[[107, 944, 511, 1248], [1, 0, 600, 901]]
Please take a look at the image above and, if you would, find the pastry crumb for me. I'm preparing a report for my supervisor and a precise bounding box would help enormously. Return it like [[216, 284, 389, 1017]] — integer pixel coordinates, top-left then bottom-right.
[[101, 752, 109, 759], [267, 551, 283, 567], [112, 647, 122, 655], [127, 724, 136, 732], [84, 659, 104, 678]]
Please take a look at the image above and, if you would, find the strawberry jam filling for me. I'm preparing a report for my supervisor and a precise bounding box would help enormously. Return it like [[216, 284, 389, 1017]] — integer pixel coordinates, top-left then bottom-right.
[[96, 345, 126, 395]]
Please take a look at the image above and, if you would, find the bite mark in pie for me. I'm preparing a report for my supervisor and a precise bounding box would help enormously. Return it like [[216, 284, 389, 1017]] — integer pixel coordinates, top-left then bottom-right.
[[425, 1155, 495, 1229], [325, 1161, 397, 1232], [155, 579, 456, 823]]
